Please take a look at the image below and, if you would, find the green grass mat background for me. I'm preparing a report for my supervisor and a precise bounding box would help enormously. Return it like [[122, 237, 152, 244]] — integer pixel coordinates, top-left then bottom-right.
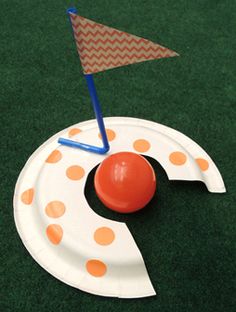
[[0, 0, 235, 311]]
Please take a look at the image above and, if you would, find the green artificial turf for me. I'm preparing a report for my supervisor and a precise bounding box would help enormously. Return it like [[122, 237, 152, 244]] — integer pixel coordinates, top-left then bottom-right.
[[0, 0, 236, 311]]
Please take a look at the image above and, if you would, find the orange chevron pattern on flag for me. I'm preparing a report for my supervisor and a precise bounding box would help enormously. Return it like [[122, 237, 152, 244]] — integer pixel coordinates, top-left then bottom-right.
[[69, 13, 178, 74]]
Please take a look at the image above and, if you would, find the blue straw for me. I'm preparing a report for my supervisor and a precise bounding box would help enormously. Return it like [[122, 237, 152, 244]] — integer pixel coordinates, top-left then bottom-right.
[[58, 7, 110, 155]]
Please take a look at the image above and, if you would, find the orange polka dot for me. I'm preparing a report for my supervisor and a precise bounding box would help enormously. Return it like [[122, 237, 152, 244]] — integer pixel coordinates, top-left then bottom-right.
[[86, 259, 107, 277], [169, 151, 187, 165], [45, 150, 62, 163], [195, 158, 209, 171], [45, 201, 66, 218], [66, 165, 85, 180], [98, 129, 116, 142], [21, 188, 34, 205], [94, 227, 115, 245], [133, 139, 150, 153], [68, 128, 82, 137], [46, 224, 63, 245]]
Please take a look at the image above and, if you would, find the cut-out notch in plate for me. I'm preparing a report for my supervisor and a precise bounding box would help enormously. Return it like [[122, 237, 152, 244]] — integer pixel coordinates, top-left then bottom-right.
[[14, 117, 225, 298]]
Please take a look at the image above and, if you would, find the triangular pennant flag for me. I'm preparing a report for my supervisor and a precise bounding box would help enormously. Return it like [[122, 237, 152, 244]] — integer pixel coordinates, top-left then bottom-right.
[[69, 13, 178, 74]]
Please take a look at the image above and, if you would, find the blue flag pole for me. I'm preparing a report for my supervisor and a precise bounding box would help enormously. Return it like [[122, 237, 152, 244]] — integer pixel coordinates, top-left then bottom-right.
[[58, 8, 110, 154]]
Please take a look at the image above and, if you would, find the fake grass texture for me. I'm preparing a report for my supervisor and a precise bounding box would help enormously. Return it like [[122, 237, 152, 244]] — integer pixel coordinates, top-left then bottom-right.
[[0, 0, 236, 311]]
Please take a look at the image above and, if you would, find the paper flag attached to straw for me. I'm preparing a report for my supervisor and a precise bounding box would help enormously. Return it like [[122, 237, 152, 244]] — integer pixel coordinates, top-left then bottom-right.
[[69, 13, 178, 74]]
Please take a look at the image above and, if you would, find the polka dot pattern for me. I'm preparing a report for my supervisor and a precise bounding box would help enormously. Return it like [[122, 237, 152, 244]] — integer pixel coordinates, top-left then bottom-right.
[[86, 259, 107, 277], [195, 158, 209, 171], [46, 150, 62, 164], [15, 117, 225, 298], [94, 227, 115, 245], [66, 165, 85, 180], [98, 129, 116, 142], [45, 201, 66, 218], [169, 151, 187, 165], [68, 128, 82, 137], [21, 188, 34, 205], [133, 139, 150, 153], [46, 224, 63, 245]]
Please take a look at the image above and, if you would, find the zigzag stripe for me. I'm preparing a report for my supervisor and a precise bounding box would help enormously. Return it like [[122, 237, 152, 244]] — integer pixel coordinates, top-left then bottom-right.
[[75, 41, 165, 52], [75, 40, 151, 52], [80, 57, 174, 71], [69, 13, 178, 73], [81, 53, 175, 67], [83, 59, 173, 73], [72, 28, 174, 56], [78, 51, 174, 61], [77, 44, 174, 54], [75, 42, 176, 58], [82, 57, 175, 74], [83, 60, 130, 70], [75, 37, 173, 50], [75, 37, 153, 46], [73, 29, 136, 39], [74, 33, 137, 45], [75, 43, 176, 57]]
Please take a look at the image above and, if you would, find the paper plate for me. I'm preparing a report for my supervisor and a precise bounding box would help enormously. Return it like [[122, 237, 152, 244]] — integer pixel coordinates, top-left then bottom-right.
[[13, 117, 225, 298]]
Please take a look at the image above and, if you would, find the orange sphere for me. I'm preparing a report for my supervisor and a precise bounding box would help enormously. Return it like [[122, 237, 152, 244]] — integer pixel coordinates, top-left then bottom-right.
[[94, 152, 156, 213]]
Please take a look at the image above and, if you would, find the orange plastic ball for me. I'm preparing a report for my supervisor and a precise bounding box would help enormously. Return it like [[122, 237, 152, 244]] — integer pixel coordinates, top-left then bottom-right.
[[94, 152, 156, 213]]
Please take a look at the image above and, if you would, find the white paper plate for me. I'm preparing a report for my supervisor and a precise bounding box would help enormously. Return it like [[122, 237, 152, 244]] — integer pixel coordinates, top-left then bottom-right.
[[13, 117, 225, 298]]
